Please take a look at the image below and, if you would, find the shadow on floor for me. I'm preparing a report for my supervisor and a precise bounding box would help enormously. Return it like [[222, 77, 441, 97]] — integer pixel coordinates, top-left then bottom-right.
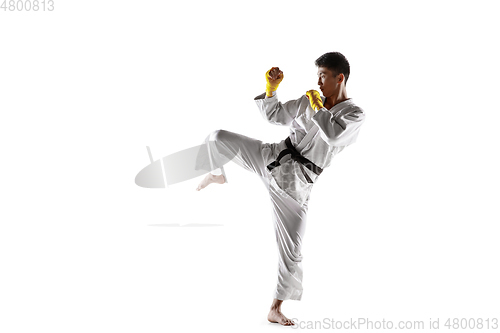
[[148, 223, 224, 227]]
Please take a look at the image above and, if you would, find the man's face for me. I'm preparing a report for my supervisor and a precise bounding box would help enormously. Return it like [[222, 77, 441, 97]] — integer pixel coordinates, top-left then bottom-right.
[[317, 67, 341, 97]]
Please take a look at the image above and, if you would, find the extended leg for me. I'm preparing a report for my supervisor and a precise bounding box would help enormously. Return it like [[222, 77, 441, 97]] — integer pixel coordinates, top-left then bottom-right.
[[194, 129, 270, 190], [195, 173, 226, 191]]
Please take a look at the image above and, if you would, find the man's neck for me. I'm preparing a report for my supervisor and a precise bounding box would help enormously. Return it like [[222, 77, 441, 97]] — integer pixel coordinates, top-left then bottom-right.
[[324, 91, 349, 110]]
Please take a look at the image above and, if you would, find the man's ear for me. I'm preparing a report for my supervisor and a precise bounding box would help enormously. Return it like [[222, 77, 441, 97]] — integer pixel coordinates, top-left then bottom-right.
[[337, 73, 345, 84]]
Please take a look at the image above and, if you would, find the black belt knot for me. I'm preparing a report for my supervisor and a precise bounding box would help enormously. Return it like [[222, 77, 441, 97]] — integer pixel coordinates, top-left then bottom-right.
[[266, 137, 323, 183]]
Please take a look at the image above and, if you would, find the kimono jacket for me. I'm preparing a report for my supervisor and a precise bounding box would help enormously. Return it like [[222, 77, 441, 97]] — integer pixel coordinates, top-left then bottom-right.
[[254, 91, 366, 207]]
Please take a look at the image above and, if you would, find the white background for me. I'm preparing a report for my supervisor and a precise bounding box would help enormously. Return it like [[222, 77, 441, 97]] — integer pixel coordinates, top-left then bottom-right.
[[1, 0, 499, 332]]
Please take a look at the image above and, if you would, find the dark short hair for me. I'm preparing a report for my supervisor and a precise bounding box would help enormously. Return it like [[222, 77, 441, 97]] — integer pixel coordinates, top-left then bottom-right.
[[315, 52, 350, 84]]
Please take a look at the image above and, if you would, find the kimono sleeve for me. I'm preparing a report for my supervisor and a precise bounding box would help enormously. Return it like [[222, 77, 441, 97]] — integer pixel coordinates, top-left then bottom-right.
[[254, 92, 305, 126], [311, 106, 366, 147]]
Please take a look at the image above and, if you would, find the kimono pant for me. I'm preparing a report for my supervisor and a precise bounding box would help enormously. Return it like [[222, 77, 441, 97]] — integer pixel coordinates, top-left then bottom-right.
[[195, 129, 308, 301]]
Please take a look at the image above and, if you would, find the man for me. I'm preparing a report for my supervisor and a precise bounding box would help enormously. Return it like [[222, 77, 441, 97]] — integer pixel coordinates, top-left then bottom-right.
[[195, 52, 365, 326]]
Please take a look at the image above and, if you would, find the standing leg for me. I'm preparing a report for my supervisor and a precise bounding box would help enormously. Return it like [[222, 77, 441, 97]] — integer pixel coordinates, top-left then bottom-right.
[[197, 130, 308, 300], [269, 183, 308, 301], [267, 181, 308, 326], [192, 129, 303, 326]]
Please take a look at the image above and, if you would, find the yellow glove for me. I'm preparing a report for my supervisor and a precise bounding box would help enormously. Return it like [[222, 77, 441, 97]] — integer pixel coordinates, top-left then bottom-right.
[[265, 67, 284, 97], [306, 90, 323, 111]]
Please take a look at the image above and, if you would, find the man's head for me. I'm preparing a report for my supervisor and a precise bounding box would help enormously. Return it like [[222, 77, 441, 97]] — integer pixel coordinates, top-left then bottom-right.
[[315, 52, 350, 97]]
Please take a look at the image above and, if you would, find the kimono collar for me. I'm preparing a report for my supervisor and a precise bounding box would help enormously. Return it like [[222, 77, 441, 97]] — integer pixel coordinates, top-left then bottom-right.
[[320, 97, 354, 112]]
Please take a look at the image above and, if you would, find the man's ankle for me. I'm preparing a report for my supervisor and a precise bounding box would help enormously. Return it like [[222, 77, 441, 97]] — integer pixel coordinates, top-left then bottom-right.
[[270, 304, 282, 311]]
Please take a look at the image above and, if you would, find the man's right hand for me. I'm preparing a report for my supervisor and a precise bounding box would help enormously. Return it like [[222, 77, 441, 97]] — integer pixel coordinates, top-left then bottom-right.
[[306, 89, 323, 111], [265, 67, 284, 97]]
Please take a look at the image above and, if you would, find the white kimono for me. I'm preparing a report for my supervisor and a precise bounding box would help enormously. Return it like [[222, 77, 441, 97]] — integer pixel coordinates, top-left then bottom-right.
[[254, 91, 366, 207], [172, 91, 365, 301]]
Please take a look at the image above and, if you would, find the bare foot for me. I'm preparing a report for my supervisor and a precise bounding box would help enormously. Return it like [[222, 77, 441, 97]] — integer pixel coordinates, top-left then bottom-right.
[[268, 308, 295, 326], [196, 173, 225, 191]]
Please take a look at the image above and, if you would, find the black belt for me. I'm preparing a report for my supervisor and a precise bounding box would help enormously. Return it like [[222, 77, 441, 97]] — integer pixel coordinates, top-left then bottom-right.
[[266, 137, 323, 183]]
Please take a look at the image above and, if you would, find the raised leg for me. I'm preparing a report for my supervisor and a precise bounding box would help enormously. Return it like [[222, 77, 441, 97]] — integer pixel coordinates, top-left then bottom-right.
[[195, 173, 226, 191], [194, 129, 270, 190]]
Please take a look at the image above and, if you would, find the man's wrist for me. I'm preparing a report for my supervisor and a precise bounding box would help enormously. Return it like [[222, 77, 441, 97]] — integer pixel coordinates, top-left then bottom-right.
[[265, 90, 276, 98]]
